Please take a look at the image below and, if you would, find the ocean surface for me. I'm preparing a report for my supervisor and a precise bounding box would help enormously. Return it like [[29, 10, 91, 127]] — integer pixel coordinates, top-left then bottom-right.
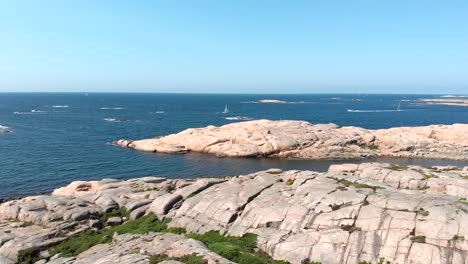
[[1, 93, 467, 199]]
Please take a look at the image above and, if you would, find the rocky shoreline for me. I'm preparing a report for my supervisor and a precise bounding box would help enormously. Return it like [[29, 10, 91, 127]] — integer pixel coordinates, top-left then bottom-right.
[[1, 163, 467, 264], [114, 120, 468, 160]]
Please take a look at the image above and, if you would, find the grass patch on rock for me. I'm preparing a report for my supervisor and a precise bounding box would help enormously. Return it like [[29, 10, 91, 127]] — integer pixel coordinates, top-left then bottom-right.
[[150, 253, 207, 264], [364, 144, 379, 150], [19, 210, 289, 264], [337, 179, 383, 191], [459, 198, 468, 206], [186, 231, 289, 264], [410, 235, 426, 243], [418, 209, 430, 217], [99, 207, 130, 223], [49, 213, 169, 257], [17, 248, 43, 264], [390, 165, 408, 171]]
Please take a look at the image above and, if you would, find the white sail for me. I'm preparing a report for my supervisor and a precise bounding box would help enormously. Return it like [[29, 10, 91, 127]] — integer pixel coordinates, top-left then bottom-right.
[[222, 105, 229, 114]]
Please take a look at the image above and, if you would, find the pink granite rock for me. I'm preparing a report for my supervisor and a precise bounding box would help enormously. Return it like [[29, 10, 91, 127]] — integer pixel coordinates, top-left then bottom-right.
[[114, 120, 468, 160]]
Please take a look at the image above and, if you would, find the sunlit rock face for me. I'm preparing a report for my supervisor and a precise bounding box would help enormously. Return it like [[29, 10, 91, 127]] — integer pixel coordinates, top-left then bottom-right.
[[114, 120, 468, 160], [0, 163, 467, 263]]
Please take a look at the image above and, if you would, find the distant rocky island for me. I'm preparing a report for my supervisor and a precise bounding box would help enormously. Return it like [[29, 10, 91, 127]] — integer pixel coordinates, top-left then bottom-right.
[[114, 120, 468, 160], [419, 98, 468, 107], [1, 163, 467, 264]]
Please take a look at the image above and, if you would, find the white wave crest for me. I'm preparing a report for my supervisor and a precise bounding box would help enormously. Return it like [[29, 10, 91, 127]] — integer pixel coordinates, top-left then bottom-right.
[[100, 107, 124, 110], [225, 116, 253, 121], [0, 125, 12, 133], [51, 105, 69, 108], [104, 118, 128, 122], [347, 109, 405, 113]]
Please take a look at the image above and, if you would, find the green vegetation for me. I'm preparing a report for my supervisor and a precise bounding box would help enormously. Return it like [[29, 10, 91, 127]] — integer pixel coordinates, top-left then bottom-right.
[[166, 226, 187, 234], [422, 174, 434, 180], [186, 231, 289, 264], [50, 213, 170, 257], [410, 235, 426, 243], [378, 257, 391, 264], [99, 207, 130, 223], [49, 229, 112, 257], [418, 209, 430, 217], [390, 165, 408, 171], [337, 179, 383, 191], [350, 226, 362, 232], [18, 210, 289, 264], [424, 166, 461, 171], [17, 248, 42, 264], [167, 183, 177, 192], [150, 253, 207, 264], [459, 198, 468, 206], [358, 258, 391, 264], [286, 179, 295, 185], [452, 235, 465, 241], [364, 144, 379, 150]]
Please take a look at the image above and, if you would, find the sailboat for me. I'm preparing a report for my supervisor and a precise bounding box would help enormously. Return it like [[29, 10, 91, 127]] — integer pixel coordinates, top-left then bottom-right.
[[397, 101, 402, 111], [222, 105, 229, 114]]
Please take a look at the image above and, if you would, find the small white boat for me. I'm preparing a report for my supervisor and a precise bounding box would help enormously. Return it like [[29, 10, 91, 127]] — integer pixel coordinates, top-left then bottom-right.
[[222, 105, 229, 114], [396, 101, 402, 111]]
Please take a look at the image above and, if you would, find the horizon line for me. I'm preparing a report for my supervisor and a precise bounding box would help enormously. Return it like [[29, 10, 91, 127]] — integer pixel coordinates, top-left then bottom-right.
[[0, 91, 466, 96]]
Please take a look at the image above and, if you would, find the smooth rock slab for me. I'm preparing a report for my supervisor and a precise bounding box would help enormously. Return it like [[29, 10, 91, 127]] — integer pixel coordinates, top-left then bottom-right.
[[114, 120, 468, 160]]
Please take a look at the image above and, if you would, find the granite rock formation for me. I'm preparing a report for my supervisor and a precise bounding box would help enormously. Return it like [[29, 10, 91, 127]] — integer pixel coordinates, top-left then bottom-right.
[[1, 163, 467, 263], [114, 120, 468, 160]]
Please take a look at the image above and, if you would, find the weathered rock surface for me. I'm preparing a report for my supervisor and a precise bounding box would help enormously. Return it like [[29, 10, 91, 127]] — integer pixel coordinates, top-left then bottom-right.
[[1, 164, 467, 263], [114, 120, 468, 160]]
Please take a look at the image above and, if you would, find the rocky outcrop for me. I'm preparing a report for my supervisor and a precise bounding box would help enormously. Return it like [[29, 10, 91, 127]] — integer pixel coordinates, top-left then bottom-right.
[[114, 120, 468, 160], [0, 163, 467, 263]]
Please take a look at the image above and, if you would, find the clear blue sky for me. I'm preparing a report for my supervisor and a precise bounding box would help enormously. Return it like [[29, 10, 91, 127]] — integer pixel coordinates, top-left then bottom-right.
[[1, 0, 467, 94]]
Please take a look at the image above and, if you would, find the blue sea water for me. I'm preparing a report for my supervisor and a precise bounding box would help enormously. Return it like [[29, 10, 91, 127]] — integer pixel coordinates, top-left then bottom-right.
[[1, 93, 467, 199]]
